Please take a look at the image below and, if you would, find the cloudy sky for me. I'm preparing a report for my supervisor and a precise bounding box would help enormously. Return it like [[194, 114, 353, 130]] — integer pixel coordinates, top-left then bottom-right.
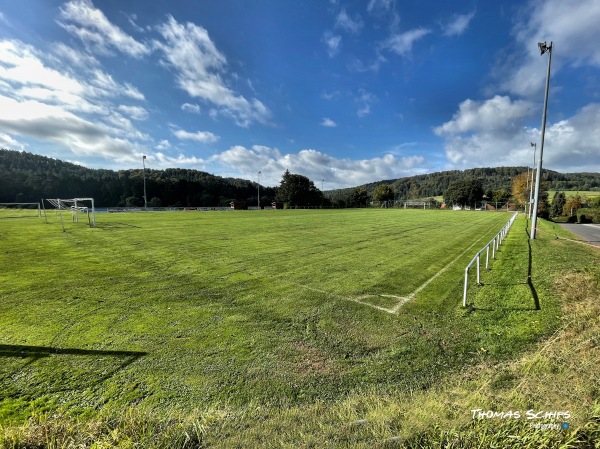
[[0, 0, 599, 188]]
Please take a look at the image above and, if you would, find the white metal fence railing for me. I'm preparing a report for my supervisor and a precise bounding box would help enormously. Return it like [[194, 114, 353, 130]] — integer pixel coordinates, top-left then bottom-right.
[[463, 212, 518, 307]]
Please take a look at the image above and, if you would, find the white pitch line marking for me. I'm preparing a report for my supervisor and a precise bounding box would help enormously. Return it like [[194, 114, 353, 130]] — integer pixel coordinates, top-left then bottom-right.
[[296, 220, 511, 314]]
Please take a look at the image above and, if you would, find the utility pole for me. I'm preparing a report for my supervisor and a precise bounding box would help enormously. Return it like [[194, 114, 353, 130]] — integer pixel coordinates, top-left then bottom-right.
[[531, 41, 552, 240]]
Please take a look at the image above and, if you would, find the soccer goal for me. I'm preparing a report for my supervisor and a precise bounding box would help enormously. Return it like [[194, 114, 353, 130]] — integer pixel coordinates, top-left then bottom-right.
[[44, 198, 96, 230], [0, 202, 42, 218], [404, 201, 430, 209]]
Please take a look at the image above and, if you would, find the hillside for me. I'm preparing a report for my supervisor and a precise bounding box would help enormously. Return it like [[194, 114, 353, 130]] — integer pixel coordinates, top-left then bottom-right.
[[0, 149, 276, 208], [1, 149, 599, 208], [326, 167, 600, 206]]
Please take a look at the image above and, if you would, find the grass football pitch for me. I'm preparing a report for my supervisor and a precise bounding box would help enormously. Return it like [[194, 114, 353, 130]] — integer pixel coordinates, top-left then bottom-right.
[[2, 208, 597, 446]]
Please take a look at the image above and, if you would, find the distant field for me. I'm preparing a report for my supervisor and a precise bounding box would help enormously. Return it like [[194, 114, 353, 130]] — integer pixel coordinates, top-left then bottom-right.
[[548, 190, 599, 200], [2, 209, 596, 447]]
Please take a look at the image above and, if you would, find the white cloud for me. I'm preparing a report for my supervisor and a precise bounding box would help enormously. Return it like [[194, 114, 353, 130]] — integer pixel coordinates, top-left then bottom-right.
[[335, 9, 363, 34], [321, 90, 341, 101], [355, 89, 377, 117], [0, 132, 25, 150], [442, 11, 475, 37], [57, 0, 150, 58], [117, 105, 148, 121], [321, 117, 337, 127], [153, 152, 206, 167], [348, 54, 387, 73], [367, 0, 393, 15], [499, 0, 600, 96], [539, 103, 600, 171], [0, 40, 144, 106], [0, 96, 145, 160], [211, 145, 425, 189], [154, 15, 270, 127], [0, 38, 149, 163], [0, 40, 83, 95], [322, 31, 342, 57], [156, 139, 171, 150], [181, 103, 200, 113], [436, 97, 600, 172], [382, 28, 430, 56], [172, 129, 220, 144], [434, 95, 534, 136], [52, 42, 99, 68]]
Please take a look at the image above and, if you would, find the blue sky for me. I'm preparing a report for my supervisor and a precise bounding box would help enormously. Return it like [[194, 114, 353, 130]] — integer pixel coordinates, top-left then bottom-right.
[[0, 0, 599, 188]]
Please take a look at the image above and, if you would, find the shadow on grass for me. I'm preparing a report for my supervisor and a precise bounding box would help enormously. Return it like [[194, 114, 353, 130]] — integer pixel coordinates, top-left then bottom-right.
[[525, 221, 541, 311], [95, 222, 141, 230], [467, 219, 541, 313], [0, 344, 147, 397]]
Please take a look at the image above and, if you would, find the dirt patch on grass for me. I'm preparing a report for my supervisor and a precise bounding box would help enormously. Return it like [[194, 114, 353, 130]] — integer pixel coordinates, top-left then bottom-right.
[[291, 342, 335, 377]]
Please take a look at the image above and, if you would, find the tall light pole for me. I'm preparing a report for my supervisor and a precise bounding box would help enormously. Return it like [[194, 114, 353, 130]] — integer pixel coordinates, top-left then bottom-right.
[[257, 171, 261, 209], [531, 41, 552, 240], [528, 142, 536, 219], [525, 166, 530, 216], [142, 155, 147, 211]]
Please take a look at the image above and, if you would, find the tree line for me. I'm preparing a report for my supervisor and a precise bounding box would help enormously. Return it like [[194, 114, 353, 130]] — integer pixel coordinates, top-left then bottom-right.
[[325, 166, 600, 208], [1, 149, 598, 210], [0, 149, 277, 208]]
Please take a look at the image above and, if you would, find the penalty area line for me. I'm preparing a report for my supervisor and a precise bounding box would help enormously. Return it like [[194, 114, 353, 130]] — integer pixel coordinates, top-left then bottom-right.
[[293, 220, 511, 315]]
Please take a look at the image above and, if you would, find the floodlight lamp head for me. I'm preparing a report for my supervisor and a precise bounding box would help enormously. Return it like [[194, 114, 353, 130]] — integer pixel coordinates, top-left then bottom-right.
[[531, 142, 535, 147], [538, 41, 551, 55]]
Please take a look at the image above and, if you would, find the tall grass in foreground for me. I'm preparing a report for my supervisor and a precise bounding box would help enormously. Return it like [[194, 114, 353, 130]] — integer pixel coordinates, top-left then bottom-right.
[[1, 212, 598, 447]]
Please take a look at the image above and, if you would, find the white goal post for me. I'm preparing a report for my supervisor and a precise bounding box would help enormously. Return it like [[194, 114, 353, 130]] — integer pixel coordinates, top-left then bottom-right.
[[0, 202, 42, 218], [44, 198, 96, 229], [404, 201, 430, 209]]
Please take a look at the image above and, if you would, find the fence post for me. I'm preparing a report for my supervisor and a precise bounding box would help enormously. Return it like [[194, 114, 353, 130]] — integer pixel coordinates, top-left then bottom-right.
[[476, 253, 481, 285], [485, 245, 490, 269]]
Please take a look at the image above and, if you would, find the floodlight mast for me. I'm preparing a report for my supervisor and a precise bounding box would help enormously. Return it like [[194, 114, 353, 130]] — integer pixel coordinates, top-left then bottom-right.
[[142, 155, 148, 211], [528, 142, 536, 218], [531, 41, 552, 240]]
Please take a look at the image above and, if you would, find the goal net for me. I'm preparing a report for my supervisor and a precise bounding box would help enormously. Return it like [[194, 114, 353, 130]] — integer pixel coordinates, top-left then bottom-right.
[[0, 202, 42, 218], [44, 198, 96, 229]]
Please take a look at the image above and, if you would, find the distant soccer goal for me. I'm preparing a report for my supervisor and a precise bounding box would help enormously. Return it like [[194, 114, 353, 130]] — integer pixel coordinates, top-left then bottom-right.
[[44, 198, 96, 230], [0, 202, 42, 218], [404, 201, 430, 209]]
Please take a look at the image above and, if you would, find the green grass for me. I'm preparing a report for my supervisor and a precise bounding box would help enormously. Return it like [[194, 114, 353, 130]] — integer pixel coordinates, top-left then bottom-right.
[[0, 209, 598, 447], [548, 190, 599, 200]]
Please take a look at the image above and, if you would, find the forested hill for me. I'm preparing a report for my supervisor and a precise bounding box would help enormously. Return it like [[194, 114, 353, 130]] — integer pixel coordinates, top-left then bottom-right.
[[2, 149, 599, 208], [0, 149, 276, 207], [327, 166, 600, 205]]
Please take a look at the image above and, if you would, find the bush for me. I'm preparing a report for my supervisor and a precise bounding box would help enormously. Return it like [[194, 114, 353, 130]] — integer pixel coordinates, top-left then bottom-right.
[[577, 207, 600, 223]]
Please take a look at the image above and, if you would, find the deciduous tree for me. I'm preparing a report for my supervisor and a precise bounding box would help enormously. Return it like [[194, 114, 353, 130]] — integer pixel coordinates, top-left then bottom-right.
[[372, 184, 395, 202], [275, 170, 323, 207], [443, 179, 483, 207], [563, 195, 583, 217], [514, 172, 549, 217], [350, 186, 369, 207]]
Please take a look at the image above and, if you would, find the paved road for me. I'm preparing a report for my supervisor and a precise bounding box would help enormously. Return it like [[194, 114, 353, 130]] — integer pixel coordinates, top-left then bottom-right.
[[558, 223, 600, 247]]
